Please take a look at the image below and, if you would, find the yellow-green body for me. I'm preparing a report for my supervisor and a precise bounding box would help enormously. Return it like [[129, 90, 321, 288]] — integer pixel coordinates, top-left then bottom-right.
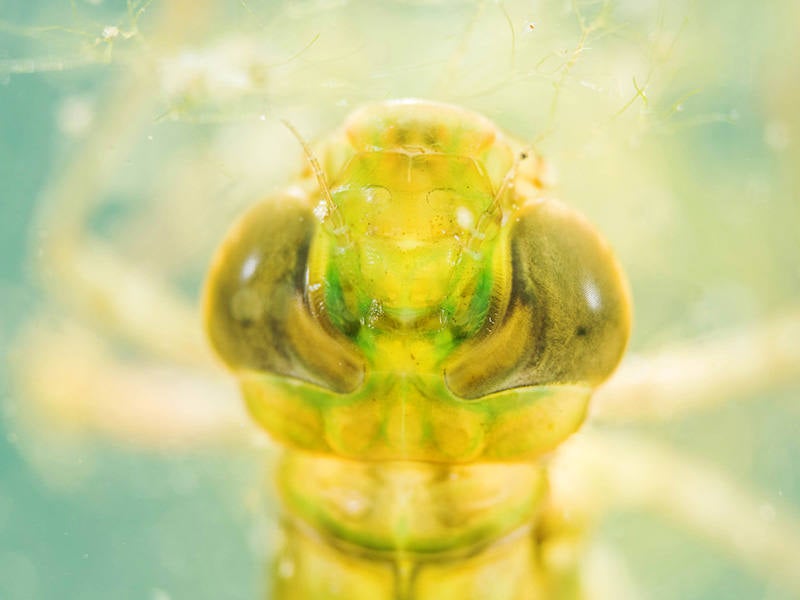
[[203, 100, 631, 598]]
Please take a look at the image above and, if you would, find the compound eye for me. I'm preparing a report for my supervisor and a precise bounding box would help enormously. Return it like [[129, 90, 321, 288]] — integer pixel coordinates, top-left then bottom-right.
[[203, 194, 364, 394], [445, 199, 632, 399]]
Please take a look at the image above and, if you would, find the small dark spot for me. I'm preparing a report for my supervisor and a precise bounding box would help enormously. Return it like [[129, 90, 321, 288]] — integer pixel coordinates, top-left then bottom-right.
[[520, 151, 528, 160], [575, 325, 588, 337]]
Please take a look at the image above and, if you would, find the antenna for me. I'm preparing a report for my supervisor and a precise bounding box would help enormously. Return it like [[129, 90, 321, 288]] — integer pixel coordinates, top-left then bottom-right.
[[281, 119, 349, 244], [466, 146, 532, 254]]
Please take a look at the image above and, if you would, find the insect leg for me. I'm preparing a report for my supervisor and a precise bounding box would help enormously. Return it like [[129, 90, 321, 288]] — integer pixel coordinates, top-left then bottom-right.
[[590, 310, 800, 422], [31, 2, 217, 369], [550, 431, 800, 595], [9, 316, 251, 453]]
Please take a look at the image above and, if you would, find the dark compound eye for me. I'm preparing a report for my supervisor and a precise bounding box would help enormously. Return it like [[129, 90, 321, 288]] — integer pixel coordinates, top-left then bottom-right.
[[202, 193, 365, 394], [444, 198, 632, 399]]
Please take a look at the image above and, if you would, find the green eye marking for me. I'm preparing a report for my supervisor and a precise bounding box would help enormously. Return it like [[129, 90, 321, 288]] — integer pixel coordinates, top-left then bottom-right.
[[203, 99, 632, 464]]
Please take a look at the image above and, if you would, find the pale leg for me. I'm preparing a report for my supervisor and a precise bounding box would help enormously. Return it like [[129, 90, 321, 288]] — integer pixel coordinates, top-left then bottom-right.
[[549, 431, 800, 595], [591, 310, 800, 422]]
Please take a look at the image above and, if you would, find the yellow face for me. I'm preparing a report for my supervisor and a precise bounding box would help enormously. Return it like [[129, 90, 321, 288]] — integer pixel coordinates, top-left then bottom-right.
[[323, 150, 495, 326], [203, 99, 632, 463]]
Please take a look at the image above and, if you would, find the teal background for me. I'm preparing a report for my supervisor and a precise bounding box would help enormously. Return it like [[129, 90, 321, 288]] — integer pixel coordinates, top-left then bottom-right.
[[1, 1, 799, 598]]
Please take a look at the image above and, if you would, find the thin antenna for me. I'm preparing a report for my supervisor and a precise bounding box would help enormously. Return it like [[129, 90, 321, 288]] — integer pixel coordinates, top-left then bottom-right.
[[280, 118, 349, 243], [466, 146, 531, 254]]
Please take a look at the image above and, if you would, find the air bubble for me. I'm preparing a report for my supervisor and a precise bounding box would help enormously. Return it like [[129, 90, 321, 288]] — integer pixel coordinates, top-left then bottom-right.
[[102, 26, 120, 41], [455, 206, 474, 230]]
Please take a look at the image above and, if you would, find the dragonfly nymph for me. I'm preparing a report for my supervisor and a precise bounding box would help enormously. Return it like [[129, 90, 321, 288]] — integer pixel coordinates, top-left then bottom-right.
[[203, 99, 631, 599]]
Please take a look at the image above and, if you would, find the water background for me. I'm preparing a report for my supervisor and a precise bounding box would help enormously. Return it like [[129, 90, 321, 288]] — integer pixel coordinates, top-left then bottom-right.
[[1, 1, 799, 598]]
